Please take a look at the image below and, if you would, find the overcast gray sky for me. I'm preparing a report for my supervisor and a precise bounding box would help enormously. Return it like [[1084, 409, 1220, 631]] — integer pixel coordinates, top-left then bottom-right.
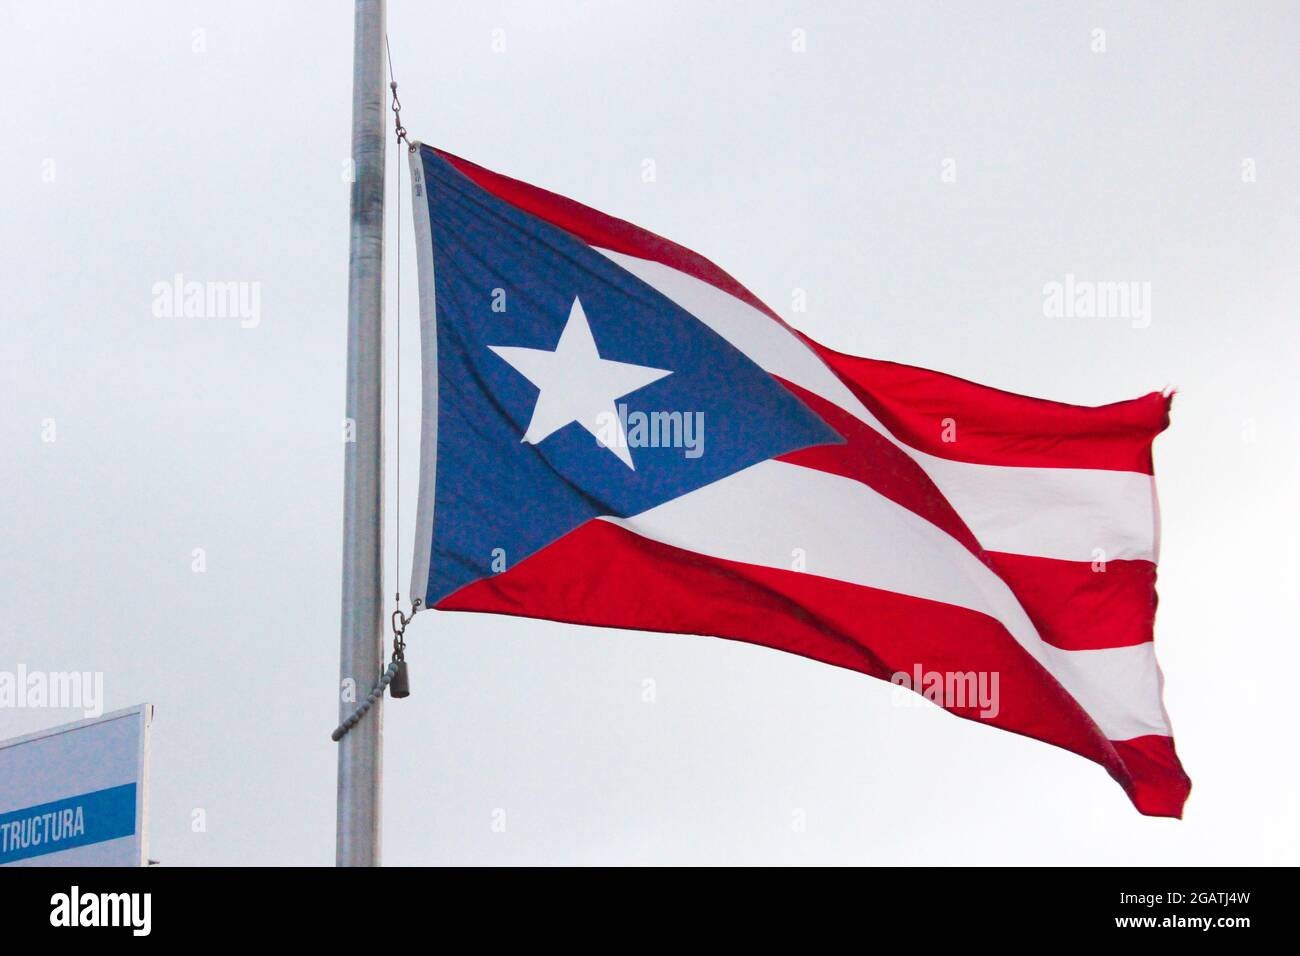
[[3, 0, 1298, 865]]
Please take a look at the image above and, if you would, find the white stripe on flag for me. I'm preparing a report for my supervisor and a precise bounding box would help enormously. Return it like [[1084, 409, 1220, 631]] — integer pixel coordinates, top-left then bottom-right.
[[922, 456, 1158, 562], [602, 459, 1171, 740]]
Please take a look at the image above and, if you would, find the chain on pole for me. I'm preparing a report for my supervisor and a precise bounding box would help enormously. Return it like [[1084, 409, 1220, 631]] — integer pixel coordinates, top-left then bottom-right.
[[332, 597, 420, 741]]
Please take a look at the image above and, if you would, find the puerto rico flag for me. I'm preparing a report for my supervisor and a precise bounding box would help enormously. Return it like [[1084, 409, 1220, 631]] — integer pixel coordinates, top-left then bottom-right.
[[406, 143, 1190, 818]]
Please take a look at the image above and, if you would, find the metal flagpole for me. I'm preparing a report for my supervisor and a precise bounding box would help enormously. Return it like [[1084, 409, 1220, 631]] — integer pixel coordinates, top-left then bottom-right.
[[337, 0, 387, 867]]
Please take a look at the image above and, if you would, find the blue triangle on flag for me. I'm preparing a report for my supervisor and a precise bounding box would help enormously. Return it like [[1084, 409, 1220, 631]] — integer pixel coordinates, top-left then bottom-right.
[[416, 150, 840, 604]]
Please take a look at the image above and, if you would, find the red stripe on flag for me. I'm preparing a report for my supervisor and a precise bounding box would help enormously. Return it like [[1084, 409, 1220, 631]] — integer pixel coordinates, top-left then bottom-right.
[[803, 347, 1171, 474], [437, 519, 1189, 817], [987, 552, 1159, 651], [775, 378, 985, 558], [432, 147, 790, 324], [1110, 735, 1192, 819]]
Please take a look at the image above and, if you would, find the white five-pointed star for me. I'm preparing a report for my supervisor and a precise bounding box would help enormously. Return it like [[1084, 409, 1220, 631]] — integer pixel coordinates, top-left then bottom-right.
[[489, 297, 672, 469]]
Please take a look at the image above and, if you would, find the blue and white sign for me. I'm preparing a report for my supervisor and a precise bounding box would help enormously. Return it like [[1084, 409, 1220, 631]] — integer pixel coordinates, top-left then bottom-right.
[[0, 704, 152, 866]]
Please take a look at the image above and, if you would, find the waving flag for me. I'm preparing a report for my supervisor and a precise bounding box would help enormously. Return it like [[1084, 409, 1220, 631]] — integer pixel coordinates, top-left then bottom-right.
[[406, 144, 1190, 817]]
